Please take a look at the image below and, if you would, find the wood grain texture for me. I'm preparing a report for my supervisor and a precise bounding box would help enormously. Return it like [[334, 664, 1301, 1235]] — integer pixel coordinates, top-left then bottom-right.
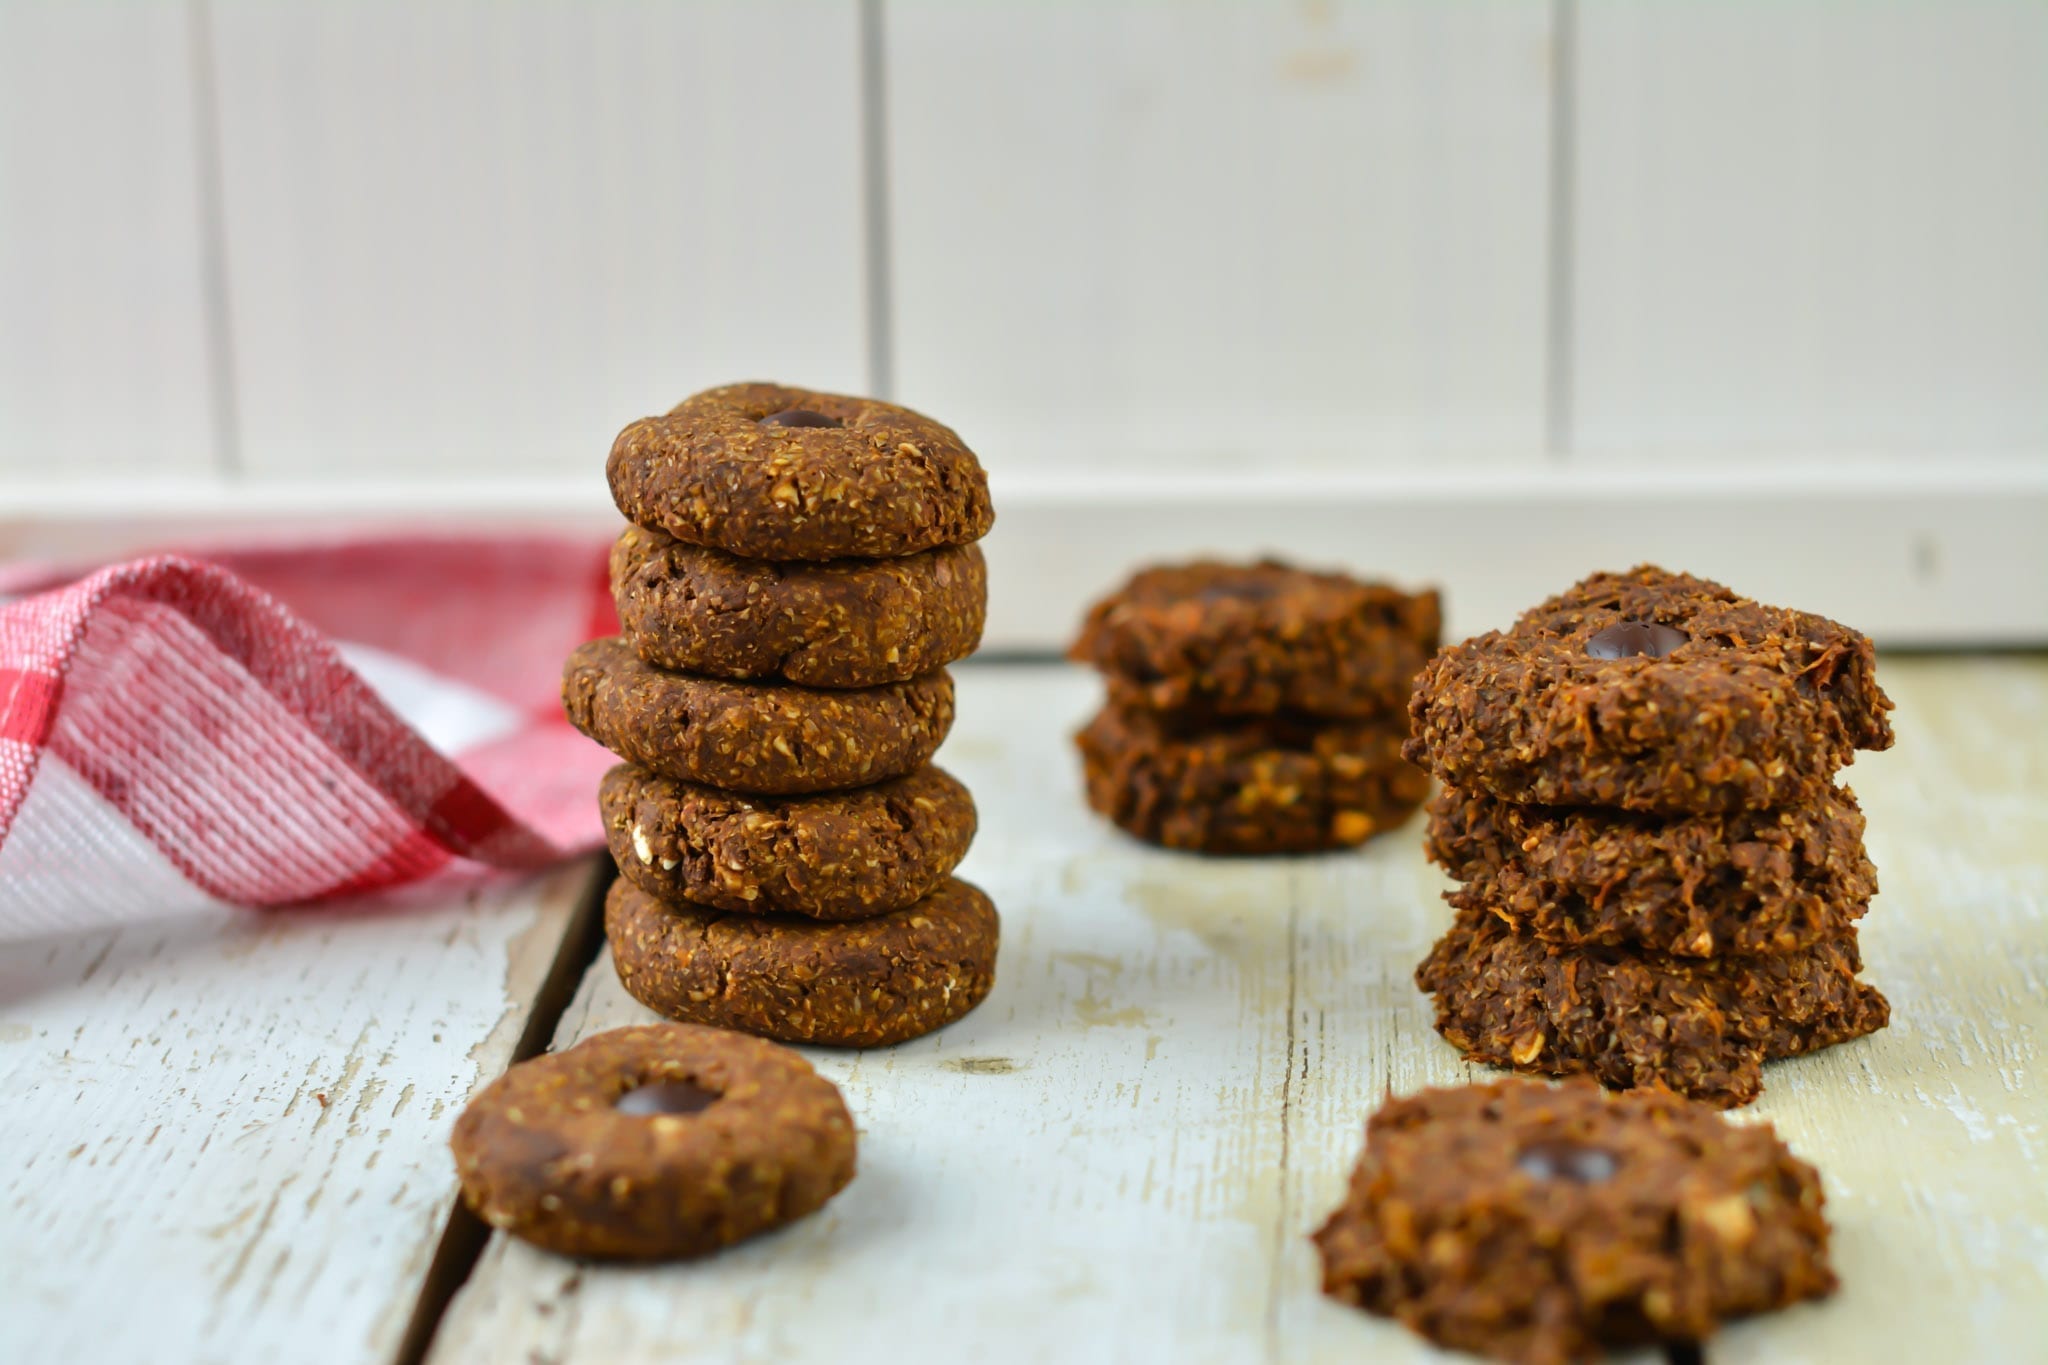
[[0, 1, 220, 478], [207, 0, 870, 478], [883, 1, 1553, 474], [0, 858, 604, 1364], [1569, 2, 2048, 462]]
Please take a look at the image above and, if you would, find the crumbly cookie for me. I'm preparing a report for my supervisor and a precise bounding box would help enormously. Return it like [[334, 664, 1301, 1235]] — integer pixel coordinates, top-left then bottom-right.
[[1415, 908, 1889, 1107], [563, 637, 954, 795], [1404, 566, 1894, 813], [607, 382, 995, 561], [607, 877, 999, 1047], [611, 524, 987, 688], [1069, 559, 1441, 721], [1314, 1078, 1836, 1364], [1427, 784, 1876, 957], [601, 762, 976, 920], [450, 1022, 856, 1260], [1076, 704, 1427, 854]]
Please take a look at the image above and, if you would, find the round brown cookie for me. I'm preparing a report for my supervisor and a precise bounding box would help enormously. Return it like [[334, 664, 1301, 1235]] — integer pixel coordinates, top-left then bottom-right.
[[1427, 784, 1876, 957], [1405, 565, 1894, 814], [601, 762, 976, 920], [563, 636, 954, 795], [1415, 908, 1889, 1108], [611, 523, 987, 688], [1076, 704, 1427, 854], [1069, 559, 1441, 721], [450, 1022, 855, 1260], [1314, 1077, 1836, 1364], [607, 382, 995, 561], [607, 876, 999, 1047]]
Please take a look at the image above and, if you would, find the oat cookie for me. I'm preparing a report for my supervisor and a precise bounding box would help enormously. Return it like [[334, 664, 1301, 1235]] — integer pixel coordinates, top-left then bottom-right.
[[563, 637, 954, 794], [1070, 559, 1440, 721], [607, 876, 999, 1047], [1404, 566, 1894, 813], [607, 382, 995, 561], [611, 524, 987, 688], [1427, 784, 1876, 957], [450, 1022, 856, 1260], [1416, 908, 1889, 1107], [1076, 704, 1426, 854], [601, 762, 976, 920], [1314, 1078, 1836, 1364]]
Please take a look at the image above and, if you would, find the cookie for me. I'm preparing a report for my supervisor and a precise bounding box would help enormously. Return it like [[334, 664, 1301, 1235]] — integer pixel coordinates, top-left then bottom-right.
[[1069, 559, 1440, 721], [607, 382, 995, 561], [611, 524, 987, 688], [563, 637, 954, 795], [1416, 908, 1890, 1107], [1314, 1078, 1836, 1364], [1427, 784, 1876, 957], [450, 1022, 856, 1260], [1404, 566, 1894, 813], [607, 876, 999, 1047], [601, 762, 976, 920], [1076, 704, 1427, 854]]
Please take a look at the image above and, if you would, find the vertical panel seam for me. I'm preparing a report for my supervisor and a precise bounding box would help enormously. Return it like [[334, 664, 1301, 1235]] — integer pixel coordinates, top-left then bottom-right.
[[858, 0, 896, 400], [1545, 0, 1577, 464], [186, 0, 242, 477]]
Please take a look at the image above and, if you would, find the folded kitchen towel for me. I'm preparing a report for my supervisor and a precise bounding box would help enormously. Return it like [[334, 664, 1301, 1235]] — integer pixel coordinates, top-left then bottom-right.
[[0, 537, 617, 940]]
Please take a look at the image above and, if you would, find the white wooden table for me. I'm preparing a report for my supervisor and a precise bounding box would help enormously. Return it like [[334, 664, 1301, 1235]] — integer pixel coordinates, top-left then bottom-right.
[[5, 659, 2044, 1365]]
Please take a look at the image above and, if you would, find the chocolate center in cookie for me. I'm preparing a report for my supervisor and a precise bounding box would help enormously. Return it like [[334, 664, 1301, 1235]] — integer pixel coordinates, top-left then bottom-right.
[[1585, 620, 1689, 660], [615, 1079, 721, 1116], [1515, 1139, 1619, 1183], [759, 408, 843, 429]]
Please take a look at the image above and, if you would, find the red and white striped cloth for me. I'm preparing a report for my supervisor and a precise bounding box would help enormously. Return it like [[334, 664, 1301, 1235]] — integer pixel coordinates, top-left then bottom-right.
[[0, 537, 618, 941]]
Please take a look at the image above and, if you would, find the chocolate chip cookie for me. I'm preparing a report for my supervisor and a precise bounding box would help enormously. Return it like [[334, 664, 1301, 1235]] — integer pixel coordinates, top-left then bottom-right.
[[607, 876, 999, 1047], [1427, 784, 1876, 957], [1405, 566, 1894, 813], [1070, 559, 1440, 721], [601, 762, 976, 920], [611, 524, 987, 688], [607, 382, 995, 561], [1077, 704, 1427, 854], [451, 1022, 856, 1260], [1416, 908, 1890, 1107], [563, 637, 954, 794], [1314, 1078, 1836, 1364]]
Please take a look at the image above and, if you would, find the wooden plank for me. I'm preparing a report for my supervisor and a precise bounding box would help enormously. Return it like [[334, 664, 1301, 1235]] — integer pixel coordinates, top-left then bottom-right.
[[7, 464, 2044, 649], [0, 858, 606, 1364], [1569, 3, 2048, 462], [1713, 657, 2048, 1363], [0, 1, 220, 477], [883, 1, 1553, 474], [206, 1, 869, 478]]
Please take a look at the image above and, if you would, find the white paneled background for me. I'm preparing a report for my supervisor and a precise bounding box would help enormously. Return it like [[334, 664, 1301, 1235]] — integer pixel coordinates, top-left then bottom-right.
[[3, 0, 2045, 644]]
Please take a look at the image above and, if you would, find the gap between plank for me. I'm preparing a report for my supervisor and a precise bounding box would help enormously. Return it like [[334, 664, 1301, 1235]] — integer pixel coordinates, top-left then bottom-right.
[[858, 0, 896, 401], [388, 861, 616, 1365], [185, 0, 243, 477], [1543, 0, 1577, 464], [1264, 866, 1303, 1363]]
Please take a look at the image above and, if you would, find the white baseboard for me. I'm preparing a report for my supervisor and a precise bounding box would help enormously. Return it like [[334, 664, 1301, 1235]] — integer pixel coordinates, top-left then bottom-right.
[[4, 466, 2045, 647]]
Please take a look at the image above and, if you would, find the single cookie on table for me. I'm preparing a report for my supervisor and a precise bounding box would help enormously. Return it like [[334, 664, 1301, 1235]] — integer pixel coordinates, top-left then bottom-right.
[[1427, 784, 1876, 957], [1076, 704, 1427, 854], [563, 637, 954, 795], [601, 762, 976, 920], [450, 1022, 855, 1260], [1314, 1078, 1836, 1365], [611, 523, 987, 688], [1069, 559, 1441, 721], [607, 382, 995, 562], [1416, 908, 1889, 1108], [607, 876, 999, 1048], [1405, 565, 1894, 814]]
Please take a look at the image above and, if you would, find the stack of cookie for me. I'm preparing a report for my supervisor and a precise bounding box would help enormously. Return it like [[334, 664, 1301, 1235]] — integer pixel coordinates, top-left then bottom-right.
[[564, 382, 1001, 1048], [1070, 560, 1441, 854], [1406, 566, 1895, 1106]]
